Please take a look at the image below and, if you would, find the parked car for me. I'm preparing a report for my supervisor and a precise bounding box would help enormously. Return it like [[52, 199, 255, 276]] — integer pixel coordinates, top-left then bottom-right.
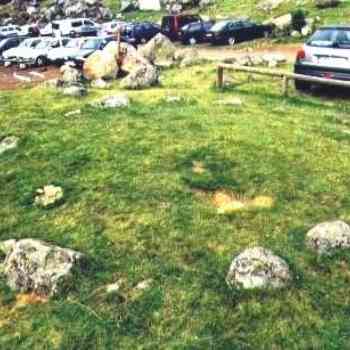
[[3, 37, 42, 63], [16, 37, 70, 66], [0, 37, 23, 57], [47, 37, 89, 65], [161, 14, 202, 41], [18, 24, 40, 38], [62, 36, 113, 67], [206, 20, 273, 46], [179, 20, 214, 45], [101, 21, 128, 35], [294, 26, 350, 91], [0, 25, 20, 39], [121, 22, 160, 46], [41, 18, 100, 37]]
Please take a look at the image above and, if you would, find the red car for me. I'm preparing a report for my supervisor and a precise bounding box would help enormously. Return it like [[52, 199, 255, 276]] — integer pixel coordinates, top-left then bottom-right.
[[161, 14, 202, 41]]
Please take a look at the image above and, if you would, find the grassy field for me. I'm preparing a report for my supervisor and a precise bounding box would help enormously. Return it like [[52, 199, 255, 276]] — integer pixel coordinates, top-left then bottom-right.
[[1, 64, 350, 349]]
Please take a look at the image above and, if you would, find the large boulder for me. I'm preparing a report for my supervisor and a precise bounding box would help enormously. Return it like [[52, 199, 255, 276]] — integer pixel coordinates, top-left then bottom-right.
[[104, 41, 146, 72], [306, 220, 350, 255], [226, 247, 291, 290], [120, 64, 159, 89], [269, 13, 292, 32], [60, 64, 82, 85], [138, 33, 176, 65], [0, 239, 85, 296], [83, 49, 118, 80]]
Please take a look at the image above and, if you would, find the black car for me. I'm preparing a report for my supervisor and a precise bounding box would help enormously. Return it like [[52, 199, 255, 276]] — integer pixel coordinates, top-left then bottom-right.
[[121, 22, 160, 46], [180, 20, 215, 45], [207, 20, 273, 46]]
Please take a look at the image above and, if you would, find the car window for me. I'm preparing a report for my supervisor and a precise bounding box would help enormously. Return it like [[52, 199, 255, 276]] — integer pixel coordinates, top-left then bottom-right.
[[35, 40, 51, 49], [52, 23, 60, 30], [72, 21, 83, 28], [84, 20, 94, 26], [308, 29, 337, 47], [211, 21, 229, 32], [81, 38, 101, 50], [336, 30, 350, 48]]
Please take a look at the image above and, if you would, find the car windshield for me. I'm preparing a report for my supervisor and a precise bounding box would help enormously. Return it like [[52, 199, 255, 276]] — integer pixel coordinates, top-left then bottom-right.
[[65, 39, 83, 48], [308, 29, 337, 47], [19, 39, 40, 48], [81, 38, 101, 50], [35, 40, 52, 49], [210, 21, 229, 32]]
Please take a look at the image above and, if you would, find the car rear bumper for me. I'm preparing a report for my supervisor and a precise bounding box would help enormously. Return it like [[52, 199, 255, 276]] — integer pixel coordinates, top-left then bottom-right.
[[294, 63, 350, 81]]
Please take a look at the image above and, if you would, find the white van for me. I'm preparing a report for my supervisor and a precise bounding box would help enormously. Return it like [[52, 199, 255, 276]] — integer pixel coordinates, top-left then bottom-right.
[[41, 18, 100, 37]]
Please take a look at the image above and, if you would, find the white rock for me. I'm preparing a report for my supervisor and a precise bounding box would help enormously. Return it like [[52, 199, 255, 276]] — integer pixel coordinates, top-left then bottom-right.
[[34, 185, 63, 207], [97, 94, 130, 108], [306, 220, 350, 255], [0, 136, 18, 155], [0, 239, 85, 296], [226, 247, 291, 289]]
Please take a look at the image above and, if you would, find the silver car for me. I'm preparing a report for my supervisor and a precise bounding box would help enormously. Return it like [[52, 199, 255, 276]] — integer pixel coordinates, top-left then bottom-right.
[[295, 26, 350, 91]]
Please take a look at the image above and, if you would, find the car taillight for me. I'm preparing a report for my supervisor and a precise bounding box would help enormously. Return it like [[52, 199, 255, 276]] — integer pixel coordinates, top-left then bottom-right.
[[296, 49, 305, 61]]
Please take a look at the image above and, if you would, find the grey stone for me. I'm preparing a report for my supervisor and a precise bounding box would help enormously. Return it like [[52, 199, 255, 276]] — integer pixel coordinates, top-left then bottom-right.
[[0, 239, 85, 296], [0, 136, 18, 156], [226, 247, 291, 290], [306, 220, 350, 255], [34, 185, 64, 208], [120, 64, 159, 90]]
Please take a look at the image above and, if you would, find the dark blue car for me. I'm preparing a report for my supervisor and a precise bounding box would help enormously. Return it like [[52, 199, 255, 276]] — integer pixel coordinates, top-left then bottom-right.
[[121, 22, 160, 46]]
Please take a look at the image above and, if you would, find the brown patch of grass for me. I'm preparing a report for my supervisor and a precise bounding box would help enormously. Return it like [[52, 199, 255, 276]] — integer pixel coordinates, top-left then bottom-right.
[[15, 293, 48, 308], [211, 190, 274, 214]]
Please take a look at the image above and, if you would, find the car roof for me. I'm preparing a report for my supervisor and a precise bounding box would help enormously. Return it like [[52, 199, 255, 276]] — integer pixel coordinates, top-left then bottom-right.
[[52, 18, 93, 24]]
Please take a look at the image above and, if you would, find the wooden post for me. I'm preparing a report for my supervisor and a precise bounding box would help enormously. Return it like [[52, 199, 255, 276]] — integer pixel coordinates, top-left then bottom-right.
[[217, 66, 224, 88], [282, 76, 289, 97]]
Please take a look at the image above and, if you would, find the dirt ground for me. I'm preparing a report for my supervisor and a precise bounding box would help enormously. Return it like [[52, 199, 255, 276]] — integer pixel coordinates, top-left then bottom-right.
[[0, 65, 60, 91], [0, 42, 300, 91], [195, 42, 300, 63]]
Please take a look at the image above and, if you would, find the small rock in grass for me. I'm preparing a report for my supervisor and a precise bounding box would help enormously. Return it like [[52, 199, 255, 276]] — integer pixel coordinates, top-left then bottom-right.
[[62, 85, 87, 97], [216, 97, 243, 107], [106, 281, 122, 294], [306, 220, 350, 255], [134, 279, 153, 291], [165, 95, 182, 103], [34, 185, 63, 208], [0, 136, 18, 155], [96, 95, 130, 108], [226, 247, 291, 290], [91, 79, 111, 89], [0, 239, 85, 297], [64, 109, 81, 117]]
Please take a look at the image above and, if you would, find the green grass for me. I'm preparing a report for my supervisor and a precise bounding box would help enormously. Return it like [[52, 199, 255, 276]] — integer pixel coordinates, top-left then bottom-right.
[[2, 65, 350, 348]]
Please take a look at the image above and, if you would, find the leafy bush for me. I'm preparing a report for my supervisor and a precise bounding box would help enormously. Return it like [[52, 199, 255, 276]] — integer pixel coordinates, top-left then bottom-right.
[[292, 9, 307, 32]]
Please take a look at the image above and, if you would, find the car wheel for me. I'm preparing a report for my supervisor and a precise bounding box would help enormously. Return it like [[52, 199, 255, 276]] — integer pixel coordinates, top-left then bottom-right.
[[228, 37, 236, 46], [295, 79, 311, 92], [35, 56, 46, 67], [189, 37, 197, 45]]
